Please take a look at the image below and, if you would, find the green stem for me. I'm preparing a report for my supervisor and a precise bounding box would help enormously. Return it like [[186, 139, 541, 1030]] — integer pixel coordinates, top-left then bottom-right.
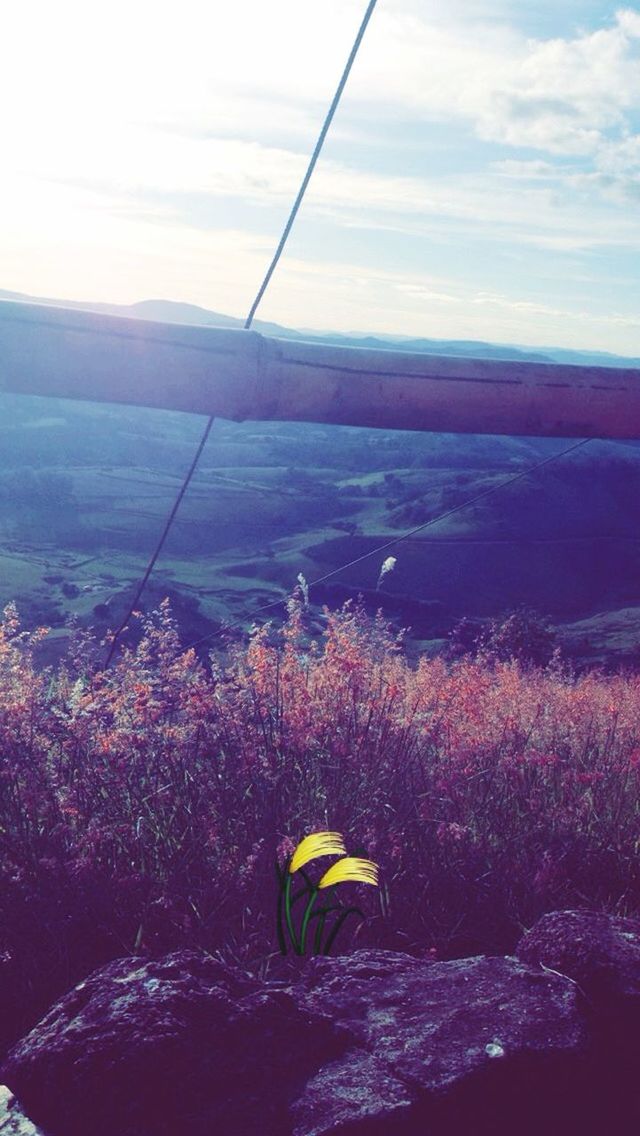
[[299, 887, 320, 954], [314, 910, 327, 954], [323, 907, 365, 955], [300, 906, 341, 954], [277, 864, 318, 956]]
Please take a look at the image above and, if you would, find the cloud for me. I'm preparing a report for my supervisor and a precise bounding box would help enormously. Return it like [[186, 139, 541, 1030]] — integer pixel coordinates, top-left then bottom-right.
[[2, 2, 640, 355], [3, 159, 638, 354], [7, 3, 640, 157], [493, 134, 640, 211], [7, 4, 640, 200], [598, 131, 640, 171], [10, 112, 640, 285], [371, 6, 640, 156]]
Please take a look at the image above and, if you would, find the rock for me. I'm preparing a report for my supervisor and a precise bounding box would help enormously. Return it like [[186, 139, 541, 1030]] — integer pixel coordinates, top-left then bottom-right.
[[517, 909, 640, 1019], [5, 922, 640, 1136], [291, 950, 588, 1135], [291, 1050, 414, 1136], [517, 909, 640, 1134], [0, 1087, 45, 1136], [3, 948, 590, 1136], [0, 951, 343, 1136]]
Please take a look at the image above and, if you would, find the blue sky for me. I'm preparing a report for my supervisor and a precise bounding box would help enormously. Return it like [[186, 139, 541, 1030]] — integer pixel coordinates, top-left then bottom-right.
[[2, 1, 640, 353]]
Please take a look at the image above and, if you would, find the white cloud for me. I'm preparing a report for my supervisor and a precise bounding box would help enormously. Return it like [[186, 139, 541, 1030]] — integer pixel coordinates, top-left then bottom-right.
[[6, 3, 640, 159], [12, 112, 640, 257], [2, 161, 638, 353], [262, 254, 640, 354], [597, 131, 640, 173], [391, 7, 640, 156], [2, 2, 640, 354], [492, 159, 563, 179], [0, 171, 276, 312], [617, 7, 640, 35]]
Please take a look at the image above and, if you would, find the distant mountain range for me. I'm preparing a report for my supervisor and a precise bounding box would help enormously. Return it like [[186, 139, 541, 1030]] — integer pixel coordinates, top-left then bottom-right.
[[2, 287, 639, 370]]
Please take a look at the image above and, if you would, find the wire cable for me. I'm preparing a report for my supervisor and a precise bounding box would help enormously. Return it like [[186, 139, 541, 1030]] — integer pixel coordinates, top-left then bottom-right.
[[104, 417, 215, 666], [103, 0, 379, 665], [184, 436, 592, 652], [243, 0, 378, 331]]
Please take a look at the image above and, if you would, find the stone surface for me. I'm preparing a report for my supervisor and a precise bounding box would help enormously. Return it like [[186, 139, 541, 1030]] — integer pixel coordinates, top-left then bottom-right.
[[0, 950, 343, 1136], [291, 949, 588, 1135], [0, 1087, 44, 1136], [4, 920, 640, 1136], [517, 909, 640, 1135], [517, 908, 640, 1018], [2, 945, 590, 1136]]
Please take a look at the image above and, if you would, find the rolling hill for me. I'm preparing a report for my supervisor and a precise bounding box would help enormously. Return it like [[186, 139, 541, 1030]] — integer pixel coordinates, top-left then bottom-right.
[[1, 288, 640, 668]]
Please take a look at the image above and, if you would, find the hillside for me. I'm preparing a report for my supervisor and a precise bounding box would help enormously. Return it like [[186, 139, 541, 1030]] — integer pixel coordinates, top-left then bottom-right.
[[1, 290, 640, 667]]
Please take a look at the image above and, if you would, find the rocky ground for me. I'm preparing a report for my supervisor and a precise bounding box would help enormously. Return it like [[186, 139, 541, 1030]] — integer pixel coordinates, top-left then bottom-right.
[[1, 910, 639, 1136]]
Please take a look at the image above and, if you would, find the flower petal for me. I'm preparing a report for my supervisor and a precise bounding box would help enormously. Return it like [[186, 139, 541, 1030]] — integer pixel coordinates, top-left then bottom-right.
[[289, 831, 347, 874], [317, 856, 379, 889]]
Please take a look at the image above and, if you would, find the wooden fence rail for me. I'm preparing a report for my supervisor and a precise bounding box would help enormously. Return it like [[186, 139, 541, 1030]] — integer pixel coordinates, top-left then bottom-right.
[[2, 298, 639, 438]]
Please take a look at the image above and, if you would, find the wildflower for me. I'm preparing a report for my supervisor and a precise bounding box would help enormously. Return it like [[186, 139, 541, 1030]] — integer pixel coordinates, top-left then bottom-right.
[[298, 855, 379, 956], [289, 831, 347, 874], [376, 556, 397, 590], [278, 836, 379, 956], [296, 574, 310, 608], [318, 856, 379, 889]]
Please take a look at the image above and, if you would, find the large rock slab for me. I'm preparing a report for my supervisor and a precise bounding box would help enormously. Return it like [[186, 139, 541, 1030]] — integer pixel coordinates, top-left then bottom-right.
[[0, 950, 343, 1136], [1, 944, 594, 1136], [291, 950, 588, 1135]]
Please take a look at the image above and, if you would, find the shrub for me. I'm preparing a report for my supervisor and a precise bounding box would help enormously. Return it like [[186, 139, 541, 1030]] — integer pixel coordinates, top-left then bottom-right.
[[449, 607, 557, 668], [1, 596, 640, 1049]]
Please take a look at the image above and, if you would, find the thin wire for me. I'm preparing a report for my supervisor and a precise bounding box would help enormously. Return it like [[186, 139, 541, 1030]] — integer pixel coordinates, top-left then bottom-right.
[[104, 417, 215, 666], [185, 436, 592, 652], [103, 0, 379, 665], [243, 0, 379, 330]]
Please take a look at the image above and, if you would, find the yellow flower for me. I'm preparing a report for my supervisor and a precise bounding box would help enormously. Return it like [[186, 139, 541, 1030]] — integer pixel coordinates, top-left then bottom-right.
[[318, 856, 379, 889], [289, 831, 347, 875]]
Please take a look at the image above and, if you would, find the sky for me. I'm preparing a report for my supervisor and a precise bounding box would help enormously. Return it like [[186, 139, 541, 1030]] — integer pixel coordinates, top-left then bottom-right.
[[2, 0, 640, 354]]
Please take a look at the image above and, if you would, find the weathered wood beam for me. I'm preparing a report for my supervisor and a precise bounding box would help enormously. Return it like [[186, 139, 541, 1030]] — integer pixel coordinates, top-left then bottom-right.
[[1, 298, 639, 438]]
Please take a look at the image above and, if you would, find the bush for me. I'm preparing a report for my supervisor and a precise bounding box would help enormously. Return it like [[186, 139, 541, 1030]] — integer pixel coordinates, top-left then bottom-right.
[[1, 596, 640, 1049], [449, 607, 557, 668]]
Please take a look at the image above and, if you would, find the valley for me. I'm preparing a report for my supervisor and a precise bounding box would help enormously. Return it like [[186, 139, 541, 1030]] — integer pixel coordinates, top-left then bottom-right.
[[2, 296, 640, 669]]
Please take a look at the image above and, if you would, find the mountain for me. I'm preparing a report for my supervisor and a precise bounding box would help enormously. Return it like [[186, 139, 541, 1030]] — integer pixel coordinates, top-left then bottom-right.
[[4, 287, 640, 368], [0, 289, 296, 339]]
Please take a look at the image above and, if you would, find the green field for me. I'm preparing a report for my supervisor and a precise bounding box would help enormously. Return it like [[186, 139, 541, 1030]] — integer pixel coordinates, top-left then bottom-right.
[[2, 387, 640, 668]]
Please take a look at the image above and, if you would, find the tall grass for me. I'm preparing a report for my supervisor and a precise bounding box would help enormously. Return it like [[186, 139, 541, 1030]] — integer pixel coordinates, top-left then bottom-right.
[[1, 594, 640, 1045]]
